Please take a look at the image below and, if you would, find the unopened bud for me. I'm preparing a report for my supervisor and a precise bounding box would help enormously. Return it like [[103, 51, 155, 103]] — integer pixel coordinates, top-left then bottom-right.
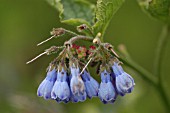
[[77, 24, 87, 32], [50, 28, 65, 36], [93, 37, 101, 44]]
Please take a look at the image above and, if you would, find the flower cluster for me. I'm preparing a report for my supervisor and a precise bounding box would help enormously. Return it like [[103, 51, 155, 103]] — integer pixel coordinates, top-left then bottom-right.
[[37, 60, 98, 103], [28, 28, 135, 104], [37, 44, 135, 104]]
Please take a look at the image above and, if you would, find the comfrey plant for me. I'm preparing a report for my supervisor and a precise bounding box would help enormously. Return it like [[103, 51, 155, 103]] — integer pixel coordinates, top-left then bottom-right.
[[27, 28, 135, 104], [27, 0, 170, 111]]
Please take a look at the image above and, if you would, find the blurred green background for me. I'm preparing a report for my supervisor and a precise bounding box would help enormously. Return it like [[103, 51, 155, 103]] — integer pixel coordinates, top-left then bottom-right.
[[0, 0, 170, 113]]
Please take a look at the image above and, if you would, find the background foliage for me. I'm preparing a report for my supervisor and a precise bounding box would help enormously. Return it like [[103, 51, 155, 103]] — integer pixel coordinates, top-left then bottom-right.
[[0, 0, 170, 113]]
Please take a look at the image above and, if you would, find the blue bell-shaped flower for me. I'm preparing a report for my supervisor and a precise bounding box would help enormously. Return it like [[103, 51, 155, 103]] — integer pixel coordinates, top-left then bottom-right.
[[98, 70, 116, 103], [70, 66, 86, 102], [81, 70, 99, 99], [51, 68, 70, 102], [112, 62, 135, 96], [37, 68, 57, 99]]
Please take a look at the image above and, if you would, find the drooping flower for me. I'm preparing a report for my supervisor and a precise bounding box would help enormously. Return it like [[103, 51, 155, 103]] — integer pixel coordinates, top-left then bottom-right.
[[70, 66, 86, 102], [51, 68, 70, 102], [81, 70, 99, 99], [37, 68, 57, 99], [112, 62, 135, 96], [98, 70, 117, 104]]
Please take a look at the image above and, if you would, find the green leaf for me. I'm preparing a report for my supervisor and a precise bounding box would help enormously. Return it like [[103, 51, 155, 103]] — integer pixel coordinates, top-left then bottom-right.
[[46, 0, 95, 26], [138, 0, 170, 23], [92, 0, 124, 39]]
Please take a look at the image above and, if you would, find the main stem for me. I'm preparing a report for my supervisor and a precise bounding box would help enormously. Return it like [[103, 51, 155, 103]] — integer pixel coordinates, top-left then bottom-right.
[[157, 83, 170, 112], [154, 25, 170, 112], [120, 25, 170, 112], [154, 25, 170, 81]]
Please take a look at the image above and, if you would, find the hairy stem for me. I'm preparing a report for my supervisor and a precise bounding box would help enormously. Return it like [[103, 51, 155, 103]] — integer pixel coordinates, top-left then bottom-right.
[[67, 35, 93, 44]]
